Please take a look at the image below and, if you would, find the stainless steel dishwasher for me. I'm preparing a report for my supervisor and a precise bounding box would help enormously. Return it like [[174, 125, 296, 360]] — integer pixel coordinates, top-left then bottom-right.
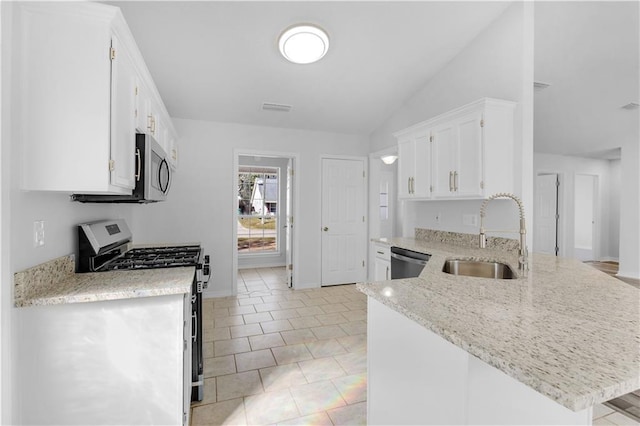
[[390, 247, 431, 279]]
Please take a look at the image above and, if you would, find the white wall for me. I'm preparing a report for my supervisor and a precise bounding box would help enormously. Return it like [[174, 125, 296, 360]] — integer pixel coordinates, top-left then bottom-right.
[[130, 118, 369, 296], [608, 160, 621, 260], [618, 141, 640, 279], [368, 3, 534, 244], [534, 153, 615, 261], [237, 155, 289, 269]]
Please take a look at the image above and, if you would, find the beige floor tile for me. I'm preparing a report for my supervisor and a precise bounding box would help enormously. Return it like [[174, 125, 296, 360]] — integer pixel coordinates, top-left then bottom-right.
[[230, 323, 264, 339], [261, 319, 294, 333], [302, 297, 329, 307], [272, 343, 314, 365], [249, 332, 286, 350], [214, 337, 251, 357], [298, 357, 347, 383], [244, 389, 300, 424], [595, 404, 616, 419], [207, 327, 231, 342], [605, 412, 640, 426], [228, 305, 257, 316], [341, 309, 367, 322], [191, 398, 247, 425], [279, 300, 306, 309], [277, 411, 334, 426], [235, 348, 276, 372], [217, 370, 263, 401], [262, 295, 288, 304], [334, 350, 367, 374], [321, 303, 349, 314], [323, 295, 349, 304], [339, 320, 367, 336], [214, 316, 245, 328], [315, 313, 348, 326], [243, 311, 273, 324], [246, 283, 270, 292], [305, 339, 348, 358], [203, 342, 214, 359], [289, 380, 347, 416], [271, 308, 300, 320], [296, 306, 325, 317], [289, 316, 322, 329], [210, 307, 230, 318], [280, 329, 318, 345], [311, 325, 347, 340], [343, 301, 367, 311], [238, 296, 265, 306], [337, 334, 367, 353], [213, 298, 240, 309], [332, 373, 367, 404], [254, 302, 283, 312], [260, 363, 308, 392], [204, 355, 236, 378], [594, 417, 617, 425], [202, 318, 215, 330], [327, 401, 367, 425]]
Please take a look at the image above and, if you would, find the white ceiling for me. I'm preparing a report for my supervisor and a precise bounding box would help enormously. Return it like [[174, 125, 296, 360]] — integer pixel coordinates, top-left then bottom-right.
[[110, 1, 638, 158], [534, 1, 639, 158], [109, 1, 511, 135]]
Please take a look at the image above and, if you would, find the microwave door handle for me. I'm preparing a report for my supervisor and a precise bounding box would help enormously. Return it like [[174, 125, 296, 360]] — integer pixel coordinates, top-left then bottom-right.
[[158, 158, 170, 194], [135, 148, 141, 181]]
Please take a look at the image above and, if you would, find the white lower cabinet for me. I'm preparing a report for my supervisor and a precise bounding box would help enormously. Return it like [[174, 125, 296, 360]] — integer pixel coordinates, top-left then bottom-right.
[[367, 298, 592, 425], [372, 243, 391, 281], [17, 294, 191, 426]]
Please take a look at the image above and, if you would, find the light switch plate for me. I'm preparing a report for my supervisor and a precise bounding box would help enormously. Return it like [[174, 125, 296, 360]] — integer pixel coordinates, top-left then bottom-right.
[[463, 214, 478, 227], [34, 220, 45, 247]]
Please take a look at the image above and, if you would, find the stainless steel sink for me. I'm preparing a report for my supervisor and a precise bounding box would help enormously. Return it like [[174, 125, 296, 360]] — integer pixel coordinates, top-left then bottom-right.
[[442, 259, 516, 279]]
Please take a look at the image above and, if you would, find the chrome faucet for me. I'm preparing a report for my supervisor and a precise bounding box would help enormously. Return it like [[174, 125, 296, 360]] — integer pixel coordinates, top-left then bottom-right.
[[479, 193, 528, 270]]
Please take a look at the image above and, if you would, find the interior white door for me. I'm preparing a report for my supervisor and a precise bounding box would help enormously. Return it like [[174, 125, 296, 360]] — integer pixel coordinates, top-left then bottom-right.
[[285, 159, 293, 287], [574, 174, 596, 261], [534, 174, 559, 255], [321, 158, 367, 286]]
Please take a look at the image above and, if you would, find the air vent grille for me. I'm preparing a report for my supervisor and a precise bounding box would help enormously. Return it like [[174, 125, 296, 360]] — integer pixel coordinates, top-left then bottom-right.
[[262, 102, 292, 112], [622, 102, 639, 110]]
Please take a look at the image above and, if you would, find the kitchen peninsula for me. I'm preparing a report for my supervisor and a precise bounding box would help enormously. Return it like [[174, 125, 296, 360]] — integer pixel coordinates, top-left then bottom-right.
[[359, 230, 640, 425]]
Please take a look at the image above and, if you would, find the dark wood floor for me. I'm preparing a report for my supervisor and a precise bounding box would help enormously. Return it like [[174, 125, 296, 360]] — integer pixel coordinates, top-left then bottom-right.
[[584, 261, 640, 421]]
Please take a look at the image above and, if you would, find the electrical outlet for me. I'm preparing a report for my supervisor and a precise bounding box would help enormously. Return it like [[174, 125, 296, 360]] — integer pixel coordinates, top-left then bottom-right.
[[463, 214, 478, 227], [34, 220, 45, 247]]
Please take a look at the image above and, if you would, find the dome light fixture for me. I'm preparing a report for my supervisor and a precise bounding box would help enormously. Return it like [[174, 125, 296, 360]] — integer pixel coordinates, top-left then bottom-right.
[[381, 155, 398, 165], [278, 24, 329, 64]]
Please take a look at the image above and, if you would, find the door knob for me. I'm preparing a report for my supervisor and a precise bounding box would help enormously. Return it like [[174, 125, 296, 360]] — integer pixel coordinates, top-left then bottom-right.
[[323, 227, 329, 231]]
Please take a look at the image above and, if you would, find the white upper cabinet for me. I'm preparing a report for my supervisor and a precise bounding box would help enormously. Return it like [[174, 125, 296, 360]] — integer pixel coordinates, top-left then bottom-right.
[[17, 3, 178, 194], [397, 129, 431, 200], [395, 98, 516, 200]]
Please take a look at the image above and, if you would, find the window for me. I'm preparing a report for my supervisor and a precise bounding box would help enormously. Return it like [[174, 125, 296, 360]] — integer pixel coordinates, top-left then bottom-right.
[[238, 166, 279, 253]]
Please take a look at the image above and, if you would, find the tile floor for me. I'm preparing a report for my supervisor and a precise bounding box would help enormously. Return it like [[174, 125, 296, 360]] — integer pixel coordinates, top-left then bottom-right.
[[192, 267, 638, 426], [191, 267, 367, 425]]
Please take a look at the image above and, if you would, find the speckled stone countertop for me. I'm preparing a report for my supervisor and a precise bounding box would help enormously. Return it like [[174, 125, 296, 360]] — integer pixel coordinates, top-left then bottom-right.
[[15, 255, 194, 307], [360, 235, 640, 411]]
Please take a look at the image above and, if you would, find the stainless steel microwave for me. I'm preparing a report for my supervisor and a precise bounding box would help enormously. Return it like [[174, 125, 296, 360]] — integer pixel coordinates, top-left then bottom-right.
[[72, 133, 171, 203]]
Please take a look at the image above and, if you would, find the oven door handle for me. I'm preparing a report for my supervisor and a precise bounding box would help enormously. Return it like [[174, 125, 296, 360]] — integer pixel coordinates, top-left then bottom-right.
[[192, 311, 198, 342]]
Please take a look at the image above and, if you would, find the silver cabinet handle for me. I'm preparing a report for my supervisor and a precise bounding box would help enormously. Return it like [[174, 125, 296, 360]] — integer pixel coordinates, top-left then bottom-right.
[[386, 266, 389, 280], [408, 177, 411, 194], [449, 171, 453, 192], [411, 177, 415, 194], [135, 148, 141, 181], [192, 311, 198, 342], [454, 171, 458, 192]]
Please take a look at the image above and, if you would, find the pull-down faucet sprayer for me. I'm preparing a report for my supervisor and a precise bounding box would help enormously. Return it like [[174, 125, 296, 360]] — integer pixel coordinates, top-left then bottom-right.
[[479, 193, 528, 271]]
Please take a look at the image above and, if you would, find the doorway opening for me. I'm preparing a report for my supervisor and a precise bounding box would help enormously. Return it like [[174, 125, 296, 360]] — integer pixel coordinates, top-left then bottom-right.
[[574, 174, 598, 261], [233, 151, 298, 293]]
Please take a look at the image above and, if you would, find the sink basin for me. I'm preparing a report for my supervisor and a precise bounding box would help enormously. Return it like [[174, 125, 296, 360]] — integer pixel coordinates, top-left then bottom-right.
[[442, 259, 516, 279]]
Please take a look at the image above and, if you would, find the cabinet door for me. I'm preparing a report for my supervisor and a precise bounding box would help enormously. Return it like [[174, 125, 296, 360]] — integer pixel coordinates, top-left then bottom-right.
[[110, 34, 136, 190], [455, 112, 484, 197], [412, 132, 431, 198], [431, 123, 456, 197], [397, 138, 414, 199], [374, 257, 390, 281]]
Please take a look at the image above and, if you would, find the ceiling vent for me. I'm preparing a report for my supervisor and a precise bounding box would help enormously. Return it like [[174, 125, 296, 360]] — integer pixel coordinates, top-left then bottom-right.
[[262, 102, 292, 112], [533, 81, 551, 91], [621, 102, 639, 110]]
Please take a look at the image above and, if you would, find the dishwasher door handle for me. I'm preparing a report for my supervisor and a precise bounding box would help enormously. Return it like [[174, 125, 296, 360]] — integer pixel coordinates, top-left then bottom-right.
[[390, 252, 428, 266]]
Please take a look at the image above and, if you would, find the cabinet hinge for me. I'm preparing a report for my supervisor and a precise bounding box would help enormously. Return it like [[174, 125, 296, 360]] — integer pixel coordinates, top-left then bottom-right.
[[290, 216, 294, 225], [110, 47, 116, 61], [183, 339, 187, 351], [363, 170, 366, 178], [362, 216, 365, 222], [288, 264, 293, 270], [430, 185, 433, 192], [108, 159, 115, 171], [430, 135, 434, 143], [556, 178, 560, 188], [290, 169, 294, 176], [480, 180, 484, 189], [480, 119, 484, 128], [135, 86, 138, 96]]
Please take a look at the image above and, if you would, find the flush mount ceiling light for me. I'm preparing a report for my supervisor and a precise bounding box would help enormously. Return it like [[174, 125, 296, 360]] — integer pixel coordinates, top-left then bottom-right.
[[279, 24, 329, 64], [381, 155, 398, 165]]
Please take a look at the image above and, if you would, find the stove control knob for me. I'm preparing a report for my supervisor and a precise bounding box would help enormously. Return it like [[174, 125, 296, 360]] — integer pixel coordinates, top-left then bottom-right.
[[203, 265, 210, 276], [204, 255, 210, 264]]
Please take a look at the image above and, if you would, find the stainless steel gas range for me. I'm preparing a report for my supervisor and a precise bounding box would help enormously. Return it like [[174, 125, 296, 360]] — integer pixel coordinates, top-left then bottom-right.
[[77, 219, 210, 402]]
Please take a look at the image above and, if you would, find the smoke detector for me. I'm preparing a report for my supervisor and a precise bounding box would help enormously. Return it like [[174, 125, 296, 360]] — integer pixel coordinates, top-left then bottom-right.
[[262, 102, 292, 112]]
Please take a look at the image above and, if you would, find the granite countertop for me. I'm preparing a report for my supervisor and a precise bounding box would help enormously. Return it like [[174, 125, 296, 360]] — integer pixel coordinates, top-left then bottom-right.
[[360, 236, 640, 411], [15, 255, 194, 307]]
